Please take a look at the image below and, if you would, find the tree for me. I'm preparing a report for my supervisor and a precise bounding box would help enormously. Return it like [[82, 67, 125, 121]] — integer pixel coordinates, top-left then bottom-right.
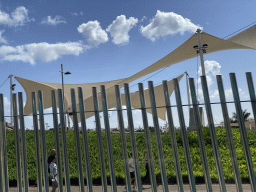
[[230, 109, 251, 123]]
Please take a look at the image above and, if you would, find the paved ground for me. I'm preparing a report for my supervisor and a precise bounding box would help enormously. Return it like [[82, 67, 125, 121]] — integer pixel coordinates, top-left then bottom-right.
[[8, 184, 252, 191]]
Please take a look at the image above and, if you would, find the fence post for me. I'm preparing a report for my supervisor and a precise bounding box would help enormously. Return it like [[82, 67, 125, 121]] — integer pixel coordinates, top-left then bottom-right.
[[77, 87, 93, 191], [189, 78, 212, 192], [0, 94, 4, 192], [216, 75, 243, 192], [246, 72, 256, 127], [114, 85, 132, 191], [138, 83, 158, 192], [148, 81, 169, 192], [92, 87, 107, 192], [230, 73, 256, 192], [18, 92, 29, 192], [172, 79, 196, 192]]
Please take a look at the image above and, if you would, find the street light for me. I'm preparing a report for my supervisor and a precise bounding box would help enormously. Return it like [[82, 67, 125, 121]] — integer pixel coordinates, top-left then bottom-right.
[[59, 64, 71, 130]]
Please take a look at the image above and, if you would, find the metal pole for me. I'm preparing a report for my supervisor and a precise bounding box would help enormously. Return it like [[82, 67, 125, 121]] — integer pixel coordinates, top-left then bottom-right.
[[189, 78, 212, 192], [196, 29, 206, 76], [148, 81, 169, 192], [230, 73, 256, 192], [61, 64, 68, 130], [185, 72, 191, 112], [161, 81, 183, 192], [201, 76, 226, 192], [51, 90, 64, 192], [0, 95, 4, 192], [216, 75, 243, 192], [18, 92, 29, 192], [31, 92, 43, 192], [92, 87, 107, 192], [115, 85, 132, 191], [173, 79, 196, 192], [9, 74, 13, 126], [246, 72, 256, 126], [101, 85, 117, 192], [138, 83, 158, 191], [77, 87, 93, 192]]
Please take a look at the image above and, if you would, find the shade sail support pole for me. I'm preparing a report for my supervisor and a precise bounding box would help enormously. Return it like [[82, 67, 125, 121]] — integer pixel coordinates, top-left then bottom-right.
[[196, 29, 206, 76]]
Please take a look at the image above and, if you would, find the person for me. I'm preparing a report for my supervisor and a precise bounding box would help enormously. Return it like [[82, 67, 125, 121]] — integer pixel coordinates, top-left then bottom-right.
[[142, 150, 150, 184], [129, 151, 137, 191], [48, 149, 57, 173], [49, 155, 58, 192]]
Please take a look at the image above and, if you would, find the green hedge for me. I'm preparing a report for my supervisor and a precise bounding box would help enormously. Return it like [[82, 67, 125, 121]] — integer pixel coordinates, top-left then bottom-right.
[[6, 127, 256, 184]]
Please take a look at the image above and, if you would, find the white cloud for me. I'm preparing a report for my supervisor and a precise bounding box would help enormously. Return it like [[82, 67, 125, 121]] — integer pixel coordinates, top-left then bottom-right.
[[106, 15, 138, 45], [71, 12, 78, 16], [0, 41, 84, 64], [41, 15, 66, 26], [140, 10, 202, 41], [0, 30, 7, 44], [4, 96, 10, 114], [198, 60, 221, 76], [0, 6, 31, 26], [77, 21, 108, 47]]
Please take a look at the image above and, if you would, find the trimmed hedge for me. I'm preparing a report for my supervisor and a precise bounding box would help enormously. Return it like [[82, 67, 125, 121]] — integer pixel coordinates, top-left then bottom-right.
[[6, 127, 256, 185]]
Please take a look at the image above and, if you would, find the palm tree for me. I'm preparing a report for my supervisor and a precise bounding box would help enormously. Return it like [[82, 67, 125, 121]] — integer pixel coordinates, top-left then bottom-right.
[[230, 109, 251, 123]]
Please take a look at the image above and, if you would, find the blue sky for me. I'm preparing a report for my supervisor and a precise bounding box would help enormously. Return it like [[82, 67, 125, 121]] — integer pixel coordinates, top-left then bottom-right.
[[0, 0, 256, 129]]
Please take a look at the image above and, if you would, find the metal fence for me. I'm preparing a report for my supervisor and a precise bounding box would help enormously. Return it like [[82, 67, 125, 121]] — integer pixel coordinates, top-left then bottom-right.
[[0, 72, 256, 192]]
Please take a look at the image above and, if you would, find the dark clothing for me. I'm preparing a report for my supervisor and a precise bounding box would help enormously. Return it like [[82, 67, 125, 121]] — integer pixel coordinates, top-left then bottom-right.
[[142, 163, 150, 183], [130, 172, 135, 184]]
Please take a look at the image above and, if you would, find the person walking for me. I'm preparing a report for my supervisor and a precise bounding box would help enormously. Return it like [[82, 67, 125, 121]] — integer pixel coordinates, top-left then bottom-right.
[[142, 150, 150, 184], [49, 155, 58, 192], [129, 151, 137, 191]]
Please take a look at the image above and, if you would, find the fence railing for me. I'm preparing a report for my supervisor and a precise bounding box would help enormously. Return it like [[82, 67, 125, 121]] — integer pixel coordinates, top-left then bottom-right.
[[0, 72, 256, 192]]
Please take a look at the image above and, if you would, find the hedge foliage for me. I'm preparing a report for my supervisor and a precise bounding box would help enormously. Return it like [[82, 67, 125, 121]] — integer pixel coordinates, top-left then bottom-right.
[[6, 127, 256, 184]]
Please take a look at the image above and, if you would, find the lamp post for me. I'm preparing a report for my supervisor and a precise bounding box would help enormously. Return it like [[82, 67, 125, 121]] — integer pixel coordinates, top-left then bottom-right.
[[60, 64, 71, 130]]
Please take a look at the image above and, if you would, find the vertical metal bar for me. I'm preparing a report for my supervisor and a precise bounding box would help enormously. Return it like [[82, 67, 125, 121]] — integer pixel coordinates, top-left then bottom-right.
[[162, 80, 184, 192], [18, 92, 29, 192], [216, 75, 243, 192], [246, 72, 256, 126], [58, 89, 71, 192], [173, 79, 196, 192], [148, 81, 169, 192], [31, 92, 43, 192], [114, 85, 132, 191], [71, 89, 85, 192], [77, 87, 93, 192], [0, 94, 8, 192], [201, 76, 226, 192], [37, 91, 49, 192], [101, 85, 117, 192], [124, 83, 142, 192], [138, 83, 158, 192], [92, 87, 107, 192], [230, 73, 256, 191], [12, 94, 22, 192], [51, 90, 64, 192], [189, 78, 212, 192], [0, 94, 4, 192]]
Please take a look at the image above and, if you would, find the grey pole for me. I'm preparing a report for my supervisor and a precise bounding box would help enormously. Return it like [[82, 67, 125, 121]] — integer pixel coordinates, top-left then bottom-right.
[[230, 73, 256, 192], [101, 85, 117, 192], [92, 87, 108, 192], [216, 75, 243, 192], [200, 76, 226, 192], [12, 94, 22, 192], [58, 89, 71, 192], [124, 83, 142, 192], [173, 79, 196, 192], [37, 91, 49, 192], [0, 95, 4, 192], [246, 72, 256, 126], [9, 75, 13, 127], [31, 92, 43, 192], [0, 94, 8, 192], [114, 85, 132, 192], [148, 81, 169, 192], [138, 83, 158, 192], [71, 89, 85, 192], [196, 29, 206, 76], [189, 78, 212, 192], [77, 87, 93, 192], [185, 72, 191, 112], [18, 92, 29, 192], [161, 81, 184, 192], [51, 90, 64, 192]]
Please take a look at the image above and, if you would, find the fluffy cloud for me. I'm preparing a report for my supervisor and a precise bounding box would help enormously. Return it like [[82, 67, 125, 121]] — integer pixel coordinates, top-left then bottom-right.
[[106, 15, 138, 44], [0, 6, 31, 26], [0, 30, 7, 44], [140, 10, 202, 41], [0, 41, 84, 64], [77, 21, 108, 47], [41, 15, 66, 26]]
